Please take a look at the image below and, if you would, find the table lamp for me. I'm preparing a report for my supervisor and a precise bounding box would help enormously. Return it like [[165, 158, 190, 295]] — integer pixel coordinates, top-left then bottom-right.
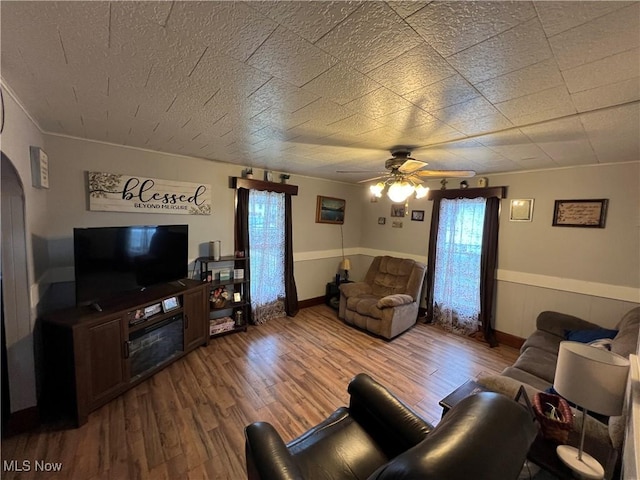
[[553, 341, 630, 479], [340, 258, 352, 281]]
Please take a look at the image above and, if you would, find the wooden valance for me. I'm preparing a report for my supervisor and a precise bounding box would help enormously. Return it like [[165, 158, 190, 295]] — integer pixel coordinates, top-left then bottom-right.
[[230, 177, 298, 195], [426, 186, 506, 201]]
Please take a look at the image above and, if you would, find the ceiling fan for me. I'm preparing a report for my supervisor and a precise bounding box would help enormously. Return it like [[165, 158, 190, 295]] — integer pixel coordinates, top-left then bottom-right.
[[337, 149, 476, 202]]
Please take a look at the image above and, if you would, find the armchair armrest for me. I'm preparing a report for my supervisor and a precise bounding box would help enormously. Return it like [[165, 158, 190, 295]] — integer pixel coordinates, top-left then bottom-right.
[[347, 373, 432, 455], [339, 281, 372, 298], [377, 294, 414, 309], [536, 311, 602, 337], [245, 422, 304, 480]]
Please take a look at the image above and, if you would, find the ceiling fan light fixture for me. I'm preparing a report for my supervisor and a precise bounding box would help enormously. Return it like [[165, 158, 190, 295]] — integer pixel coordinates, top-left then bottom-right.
[[414, 184, 429, 199], [370, 182, 384, 197], [387, 180, 415, 203]]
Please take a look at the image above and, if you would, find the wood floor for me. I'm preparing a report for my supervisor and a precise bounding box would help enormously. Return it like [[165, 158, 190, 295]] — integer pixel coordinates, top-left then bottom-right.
[[2, 304, 519, 480]]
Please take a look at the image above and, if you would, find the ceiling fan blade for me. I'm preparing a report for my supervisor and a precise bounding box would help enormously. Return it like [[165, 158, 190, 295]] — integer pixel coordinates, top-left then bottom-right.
[[398, 159, 428, 174], [357, 175, 387, 184], [336, 170, 387, 174], [414, 170, 476, 178]]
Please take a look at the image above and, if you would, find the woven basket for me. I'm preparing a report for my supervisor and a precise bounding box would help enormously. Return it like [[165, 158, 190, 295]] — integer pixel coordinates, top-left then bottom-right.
[[533, 392, 573, 444]]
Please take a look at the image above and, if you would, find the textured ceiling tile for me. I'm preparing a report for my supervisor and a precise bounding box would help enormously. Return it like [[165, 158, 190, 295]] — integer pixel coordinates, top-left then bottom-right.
[[375, 107, 438, 130], [579, 104, 640, 162], [289, 98, 354, 127], [402, 74, 479, 112], [168, 1, 277, 62], [247, 26, 338, 87], [495, 86, 575, 122], [562, 48, 640, 94], [326, 114, 383, 136], [401, 122, 463, 147], [367, 44, 456, 96], [448, 113, 514, 137], [432, 96, 502, 125], [476, 130, 552, 162], [507, 103, 577, 128], [249, 77, 320, 114], [302, 63, 380, 105], [315, 2, 422, 73], [549, 3, 640, 71], [249, 1, 361, 43], [343, 88, 415, 119], [571, 77, 640, 113], [535, 1, 634, 37], [387, 1, 429, 19], [407, 1, 536, 57], [439, 139, 505, 163], [474, 59, 563, 104], [448, 18, 553, 83]]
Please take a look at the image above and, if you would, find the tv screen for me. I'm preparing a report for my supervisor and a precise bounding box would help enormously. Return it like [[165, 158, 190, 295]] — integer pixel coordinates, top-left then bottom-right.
[[74, 224, 188, 306]]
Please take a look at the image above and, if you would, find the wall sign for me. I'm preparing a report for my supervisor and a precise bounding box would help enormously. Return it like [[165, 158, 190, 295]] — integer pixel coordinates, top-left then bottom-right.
[[88, 172, 211, 215], [30, 146, 49, 188], [552, 199, 608, 228]]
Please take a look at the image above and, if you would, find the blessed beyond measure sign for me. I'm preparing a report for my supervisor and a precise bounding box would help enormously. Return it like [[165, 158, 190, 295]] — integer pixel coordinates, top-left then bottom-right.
[[88, 172, 211, 215]]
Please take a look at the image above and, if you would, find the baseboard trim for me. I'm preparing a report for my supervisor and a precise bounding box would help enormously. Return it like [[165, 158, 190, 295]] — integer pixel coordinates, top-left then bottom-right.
[[3, 406, 39, 437], [298, 296, 325, 309], [495, 330, 525, 350]]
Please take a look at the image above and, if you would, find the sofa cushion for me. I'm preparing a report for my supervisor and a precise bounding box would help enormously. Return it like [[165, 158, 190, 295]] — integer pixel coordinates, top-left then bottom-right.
[[500, 366, 553, 392], [511, 346, 559, 384], [520, 330, 563, 355], [612, 306, 640, 357], [565, 328, 618, 343]]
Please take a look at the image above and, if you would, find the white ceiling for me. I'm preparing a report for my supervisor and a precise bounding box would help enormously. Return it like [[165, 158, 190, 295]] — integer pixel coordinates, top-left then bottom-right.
[[2, 1, 639, 183]]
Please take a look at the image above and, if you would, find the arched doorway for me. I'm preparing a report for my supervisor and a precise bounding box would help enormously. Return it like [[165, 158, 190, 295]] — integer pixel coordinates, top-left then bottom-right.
[[1, 151, 33, 434]]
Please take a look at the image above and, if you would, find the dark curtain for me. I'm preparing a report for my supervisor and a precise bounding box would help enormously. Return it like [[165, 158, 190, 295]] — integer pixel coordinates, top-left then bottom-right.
[[425, 198, 441, 323], [479, 196, 500, 347], [284, 194, 299, 316], [234, 188, 251, 317], [235, 186, 299, 319], [425, 188, 504, 346]]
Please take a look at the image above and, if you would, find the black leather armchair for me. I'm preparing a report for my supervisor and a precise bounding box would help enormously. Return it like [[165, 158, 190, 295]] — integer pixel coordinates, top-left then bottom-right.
[[245, 373, 537, 480]]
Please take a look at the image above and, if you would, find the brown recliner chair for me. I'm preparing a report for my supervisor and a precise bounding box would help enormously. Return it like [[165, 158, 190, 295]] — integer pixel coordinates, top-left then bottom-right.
[[245, 373, 537, 480], [338, 256, 426, 339]]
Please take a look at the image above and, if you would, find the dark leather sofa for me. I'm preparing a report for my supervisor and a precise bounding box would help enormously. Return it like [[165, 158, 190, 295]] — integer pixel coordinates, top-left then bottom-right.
[[245, 373, 537, 480]]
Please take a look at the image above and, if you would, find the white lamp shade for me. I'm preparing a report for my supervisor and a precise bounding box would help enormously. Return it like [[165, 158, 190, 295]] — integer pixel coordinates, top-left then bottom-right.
[[340, 258, 352, 271], [553, 341, 629, 416]]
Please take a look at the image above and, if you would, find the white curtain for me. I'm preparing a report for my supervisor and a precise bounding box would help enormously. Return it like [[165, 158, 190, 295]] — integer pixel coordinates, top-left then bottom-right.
[[249, 190, 286, 324], [433, 197, 486, 335]]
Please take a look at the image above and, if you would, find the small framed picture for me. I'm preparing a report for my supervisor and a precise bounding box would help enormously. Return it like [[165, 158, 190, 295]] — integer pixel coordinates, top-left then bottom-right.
[[378, 217, 386, 225], [390, 204, 405, 217], [411, 210, 425, 221], [509, 199, 534, 222], [552, 199, 608, 228], [233, 292, 241, 302], [392, 220, 403, 228], [162, 296, 180, 313], [200, 270, 213, 282], [316, 195, 346, 224]]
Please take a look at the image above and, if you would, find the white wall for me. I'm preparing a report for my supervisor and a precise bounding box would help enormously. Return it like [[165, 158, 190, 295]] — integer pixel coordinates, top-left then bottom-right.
[[41, 134, 365, 302], [358, 165, 640, 337]]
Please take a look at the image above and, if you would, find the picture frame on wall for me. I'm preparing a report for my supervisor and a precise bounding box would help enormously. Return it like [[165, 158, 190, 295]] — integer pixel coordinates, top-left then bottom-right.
[[509, 199, 534, 222], [411, 210, 425, 221], [552, 199, 608, 228], [316, 196, 346, 224], [390, 204, 405, 217]]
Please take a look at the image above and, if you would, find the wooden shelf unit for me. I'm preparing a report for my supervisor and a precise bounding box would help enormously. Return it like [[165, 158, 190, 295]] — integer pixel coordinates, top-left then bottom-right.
[[41, 279, 208, 427], [197, 256, 250, 337]]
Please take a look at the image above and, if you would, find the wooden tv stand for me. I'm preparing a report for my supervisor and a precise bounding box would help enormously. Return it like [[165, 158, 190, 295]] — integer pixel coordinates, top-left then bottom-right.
[[41, 279, 208, 427]]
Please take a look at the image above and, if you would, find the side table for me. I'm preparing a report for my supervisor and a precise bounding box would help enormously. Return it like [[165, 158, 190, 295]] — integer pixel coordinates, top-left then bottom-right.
[[325, 280, 352, 310], [439, 380, 489, 418]]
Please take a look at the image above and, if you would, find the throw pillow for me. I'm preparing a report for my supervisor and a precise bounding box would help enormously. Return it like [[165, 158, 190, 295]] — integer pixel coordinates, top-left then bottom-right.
[[564, 328, 618, 343]]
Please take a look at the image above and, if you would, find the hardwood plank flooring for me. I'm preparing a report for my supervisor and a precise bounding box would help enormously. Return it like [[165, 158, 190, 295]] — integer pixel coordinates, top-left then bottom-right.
[[1, 305, 519, 479]]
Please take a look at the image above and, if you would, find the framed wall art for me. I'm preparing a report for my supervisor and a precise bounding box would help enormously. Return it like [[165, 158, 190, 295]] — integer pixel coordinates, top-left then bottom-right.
[[552, 199, 608, 228], [411, 210, 425, 221], [390, 204, 405, 217], [509, 199, 534, 222], [316, 196, 345, 224]]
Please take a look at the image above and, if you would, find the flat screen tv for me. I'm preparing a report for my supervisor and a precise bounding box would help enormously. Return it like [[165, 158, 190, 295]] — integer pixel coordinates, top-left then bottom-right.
[[74, 224, 188, 306]]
